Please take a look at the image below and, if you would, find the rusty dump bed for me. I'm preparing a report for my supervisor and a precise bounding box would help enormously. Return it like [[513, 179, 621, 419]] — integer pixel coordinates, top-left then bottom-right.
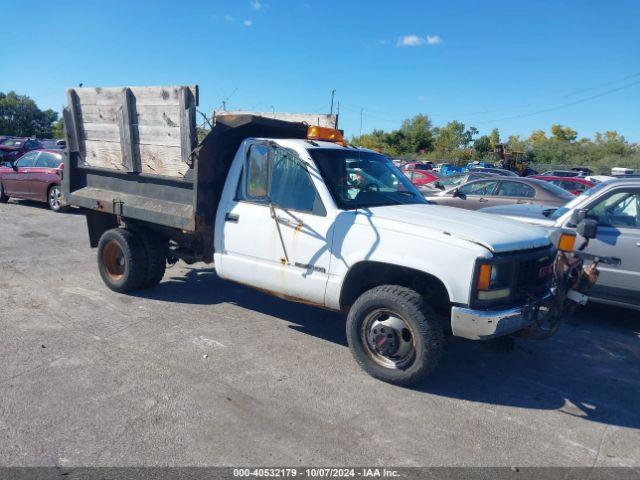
[[62, 85, 309, 261]]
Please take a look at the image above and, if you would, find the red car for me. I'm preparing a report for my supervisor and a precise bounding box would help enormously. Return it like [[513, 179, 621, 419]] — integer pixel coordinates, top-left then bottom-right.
[[403, 169, 441, 187], [0, 149, 66, 211], [0, 137, 45, 164], [530, 175, 595, 196]]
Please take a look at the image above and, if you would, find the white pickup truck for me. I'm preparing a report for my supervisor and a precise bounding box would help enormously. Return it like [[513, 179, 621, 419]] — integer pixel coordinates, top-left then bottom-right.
[[62, 85, 589, 385]]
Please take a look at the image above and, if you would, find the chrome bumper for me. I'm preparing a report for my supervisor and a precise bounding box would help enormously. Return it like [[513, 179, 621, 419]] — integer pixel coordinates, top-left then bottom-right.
[[451, 301, 543, 340]]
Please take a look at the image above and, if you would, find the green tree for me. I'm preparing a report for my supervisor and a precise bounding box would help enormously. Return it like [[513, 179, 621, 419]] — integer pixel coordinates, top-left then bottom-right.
[[473, 135, 492, 157], [51, 117, 65, 139], [550, 124, 578, 142], [489, 128, 500, 149], [0, 91, 58, 138]]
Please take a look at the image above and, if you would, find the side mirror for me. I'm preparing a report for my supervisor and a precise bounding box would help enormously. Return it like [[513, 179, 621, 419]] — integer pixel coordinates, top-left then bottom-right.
[[451, 188, 460, 197], [11, 162, 18, 171], [570, 208, 587, 226], [434, 181, 444, 190], [577, 218, 598, 239]]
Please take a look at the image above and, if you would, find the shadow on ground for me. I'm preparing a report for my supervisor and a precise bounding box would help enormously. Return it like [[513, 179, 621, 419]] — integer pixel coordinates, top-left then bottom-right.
[[136, 267, 640, 429]]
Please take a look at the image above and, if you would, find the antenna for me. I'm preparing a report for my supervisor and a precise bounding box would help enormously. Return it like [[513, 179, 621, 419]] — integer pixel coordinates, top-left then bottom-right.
[[330, 89, 336, 114]]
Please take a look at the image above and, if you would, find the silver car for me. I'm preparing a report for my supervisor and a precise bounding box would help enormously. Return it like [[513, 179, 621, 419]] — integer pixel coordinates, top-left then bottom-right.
[[481, 179, 640, 310]]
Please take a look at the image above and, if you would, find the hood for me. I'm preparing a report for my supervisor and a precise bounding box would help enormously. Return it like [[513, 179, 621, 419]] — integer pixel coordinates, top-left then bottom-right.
[[479, 204, 558, 228], [361, 204, 551, 253]]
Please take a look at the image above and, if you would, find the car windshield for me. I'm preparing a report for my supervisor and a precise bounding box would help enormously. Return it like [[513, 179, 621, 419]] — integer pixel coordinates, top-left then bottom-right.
[[1, 139, 23, 147], [536, 180, 575, 200], [310, 149, 427, 209], [548, 181, 609, 220]]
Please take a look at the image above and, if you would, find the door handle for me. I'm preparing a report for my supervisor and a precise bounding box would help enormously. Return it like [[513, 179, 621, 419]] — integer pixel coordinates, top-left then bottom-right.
[[479, 198, 488, 203], [516, 200, 527, 204], [225, 212, 239, 223]]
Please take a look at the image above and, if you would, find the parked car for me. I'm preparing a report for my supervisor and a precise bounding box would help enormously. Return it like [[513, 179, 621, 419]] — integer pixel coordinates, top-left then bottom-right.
[[466, 161, 495, 169], [401, 161, 434, 171], [530, 175, 595, 195], [0, 137, 45, 164], [428, 177, 574, 211], [422, 172, 494, 194], [538, 170, 582, 178], [468, 166, 519, 177], [39, 139, 67, 150], [0, 149, 66, 211], [403, 169, 441, 187], [479, 179, 640, 310], [612, 167, 636, 176]]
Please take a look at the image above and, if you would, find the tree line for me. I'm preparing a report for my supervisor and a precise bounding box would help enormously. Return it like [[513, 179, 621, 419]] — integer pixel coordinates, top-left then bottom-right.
[[351, 114, 640, 172], [2, 90, 638, 172]]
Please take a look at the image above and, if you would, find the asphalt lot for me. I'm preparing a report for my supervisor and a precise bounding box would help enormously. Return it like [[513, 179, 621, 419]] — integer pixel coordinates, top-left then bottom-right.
[[1, 199, 639, 467]]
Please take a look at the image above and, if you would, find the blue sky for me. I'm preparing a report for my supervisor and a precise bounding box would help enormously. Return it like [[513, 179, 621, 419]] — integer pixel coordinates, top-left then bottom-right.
[[2, 0, 639, 141]]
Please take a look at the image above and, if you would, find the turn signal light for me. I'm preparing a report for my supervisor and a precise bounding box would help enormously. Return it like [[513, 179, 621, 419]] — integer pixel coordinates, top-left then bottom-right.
[[558, 233, 576, 252], [307, 126, 346, 145], [477, 264, 492, 291]]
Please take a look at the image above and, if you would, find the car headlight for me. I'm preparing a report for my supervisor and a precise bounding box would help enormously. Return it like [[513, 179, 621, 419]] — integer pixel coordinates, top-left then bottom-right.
[[476, 262, 513, 300]]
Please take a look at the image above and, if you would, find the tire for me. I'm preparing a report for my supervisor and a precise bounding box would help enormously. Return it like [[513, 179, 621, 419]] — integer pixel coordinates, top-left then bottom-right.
[[96, 228, 148, 293], [138, 229, 167, 289], [47, 185, 64, 212], [346, 285, 443, 386], [0, 183, 8, 203]]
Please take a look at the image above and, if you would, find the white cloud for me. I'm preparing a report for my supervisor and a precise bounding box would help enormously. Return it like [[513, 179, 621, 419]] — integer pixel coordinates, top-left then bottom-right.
[[224, 14, 233, 21], [250, 0, 261, 10], [397, 34, 424, 47], [396, 34, 442, 47], [378, 39, 388, 45], [243, 19, 253, 26], [417, 95, 426, 101]]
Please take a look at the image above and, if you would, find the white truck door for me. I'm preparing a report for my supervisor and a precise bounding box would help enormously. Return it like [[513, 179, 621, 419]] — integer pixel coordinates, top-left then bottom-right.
[[218, 142, 331, 306]]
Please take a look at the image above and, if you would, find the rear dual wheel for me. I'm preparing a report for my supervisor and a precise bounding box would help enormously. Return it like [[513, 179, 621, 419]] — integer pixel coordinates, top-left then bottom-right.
[[97, 228, 167, 293]]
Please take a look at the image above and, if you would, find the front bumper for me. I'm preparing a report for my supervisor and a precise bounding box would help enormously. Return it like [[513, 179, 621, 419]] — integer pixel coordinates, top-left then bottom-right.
[[451, 295, 550, 340]]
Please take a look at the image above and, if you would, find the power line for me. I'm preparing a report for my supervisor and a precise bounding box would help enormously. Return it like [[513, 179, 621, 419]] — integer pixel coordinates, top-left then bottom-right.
[[563, 72, 640, 98], [475, 79, 640, 125]]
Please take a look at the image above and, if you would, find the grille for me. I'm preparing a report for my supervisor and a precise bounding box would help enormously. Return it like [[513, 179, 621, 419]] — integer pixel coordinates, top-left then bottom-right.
[[515, 255, 553, 300]]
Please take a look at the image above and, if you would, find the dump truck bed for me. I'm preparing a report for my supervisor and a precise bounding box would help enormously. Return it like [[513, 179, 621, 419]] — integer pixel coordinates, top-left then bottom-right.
[[62, 85, 311, 260]]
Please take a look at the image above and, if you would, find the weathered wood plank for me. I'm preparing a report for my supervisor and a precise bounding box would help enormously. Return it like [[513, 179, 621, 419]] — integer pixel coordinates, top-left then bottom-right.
[[83, 122, 182, 147], [118, 88, 138, 172], [81, 104, 182, 127], [179, 87, 196, 166], [75, 86, 198, 107], [66, 89, 84, 154], [83, 140, 187, 177], [62, 107, 78, 153]]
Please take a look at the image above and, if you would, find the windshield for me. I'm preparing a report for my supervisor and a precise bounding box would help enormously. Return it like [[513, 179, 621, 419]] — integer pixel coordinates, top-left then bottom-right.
[[1, 139, 23, 147], [310, 149, 428, 209], [536, 180, 575, 200], [549, 181, 609, 220]]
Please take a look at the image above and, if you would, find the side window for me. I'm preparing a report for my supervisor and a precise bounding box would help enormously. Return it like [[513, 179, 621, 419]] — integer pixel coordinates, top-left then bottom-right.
[[496, 181, 535, 198], [35, 153, 49, 167], [270, 147, 322, 214], [244, 144, 270, 200], [588, 191, 640, 228], [16, 152, 38, 167], [459, 180, 498, 196]]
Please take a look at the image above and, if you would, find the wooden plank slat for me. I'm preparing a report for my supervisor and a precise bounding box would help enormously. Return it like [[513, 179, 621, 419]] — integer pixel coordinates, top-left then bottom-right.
[[83, 122, 182, 147], [80, 104, 182, 127], [83, 140, 187, 177], [179, 87, 196, 166], [62, 107, 78, 153], [118, 88, 138, 172], [65, 89, 84, 154], [75, 86, 198, 107]]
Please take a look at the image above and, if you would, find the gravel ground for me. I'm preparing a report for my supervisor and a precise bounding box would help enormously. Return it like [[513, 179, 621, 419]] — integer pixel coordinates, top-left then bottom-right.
[[1, 199, 639, 467]]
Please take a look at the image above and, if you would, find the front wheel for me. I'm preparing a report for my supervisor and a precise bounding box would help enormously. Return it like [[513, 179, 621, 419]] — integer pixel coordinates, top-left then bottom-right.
[[346, 285, 443, 386]]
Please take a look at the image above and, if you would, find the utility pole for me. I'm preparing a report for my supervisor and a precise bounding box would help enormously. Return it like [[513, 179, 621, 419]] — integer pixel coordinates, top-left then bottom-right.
[[330, 89, 336, 114]]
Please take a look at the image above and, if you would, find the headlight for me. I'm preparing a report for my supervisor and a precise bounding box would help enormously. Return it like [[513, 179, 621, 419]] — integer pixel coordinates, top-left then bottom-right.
[[476, 262, 513, 300]]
